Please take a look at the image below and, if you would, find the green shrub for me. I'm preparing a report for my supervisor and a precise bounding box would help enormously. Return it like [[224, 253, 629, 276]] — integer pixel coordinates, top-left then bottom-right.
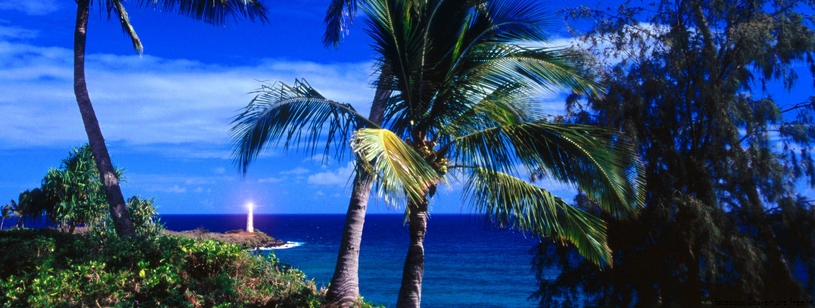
[[91, 196, 165, 240], [0, 230, 324, 307]]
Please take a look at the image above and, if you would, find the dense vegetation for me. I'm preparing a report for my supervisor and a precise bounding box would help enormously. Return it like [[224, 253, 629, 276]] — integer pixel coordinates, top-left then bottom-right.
[[532, 0, 815, 306], [0, 229, 324, 307]]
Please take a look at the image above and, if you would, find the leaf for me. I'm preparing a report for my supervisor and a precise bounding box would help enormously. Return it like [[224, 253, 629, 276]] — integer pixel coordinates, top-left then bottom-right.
[[230, 79, 377, 174], [451, 122, 644, 219], [462, 168, 611, 266], [352, 128, 440, 204]]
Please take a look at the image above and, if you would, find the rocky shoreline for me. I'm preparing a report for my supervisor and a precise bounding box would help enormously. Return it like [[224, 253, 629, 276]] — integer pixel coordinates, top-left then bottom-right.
[[164, 229, 287, 249]]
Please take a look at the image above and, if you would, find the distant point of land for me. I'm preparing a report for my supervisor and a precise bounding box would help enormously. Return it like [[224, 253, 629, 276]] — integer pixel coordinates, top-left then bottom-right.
[[68, 226, 287, 249], [164, 228, 287, 249]]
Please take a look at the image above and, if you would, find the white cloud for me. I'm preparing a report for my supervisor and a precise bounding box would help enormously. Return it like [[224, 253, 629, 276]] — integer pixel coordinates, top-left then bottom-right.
[[0, 39, 375, 152], [0, 25, 39, 39], [0, 1, 60, 16], [307, 162, 355, 186], [152, 185, 187, 193], [280, 167, 309, 175], [257, 177, 283, 183], [302, 154, 332, 163]]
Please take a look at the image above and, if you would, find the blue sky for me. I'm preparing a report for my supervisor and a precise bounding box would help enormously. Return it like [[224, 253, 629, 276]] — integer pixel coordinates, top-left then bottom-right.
[[0, 0, 812, 214]]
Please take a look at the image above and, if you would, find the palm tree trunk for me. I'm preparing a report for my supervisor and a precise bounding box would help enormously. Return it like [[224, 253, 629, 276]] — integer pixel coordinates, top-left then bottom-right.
[[396, 190, 431, 308], [326, 84, 389, 306], [74, 0, 136, 238], [326, 168, 375, 306]]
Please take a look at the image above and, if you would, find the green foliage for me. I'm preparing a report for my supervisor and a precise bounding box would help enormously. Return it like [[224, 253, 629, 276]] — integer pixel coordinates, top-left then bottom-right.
[[126, 196, 165, 238], [356, 0, 643, 266], [230, 79, 376, 174], [534, 0, 815, 306], [0, 229, 325, 307], [41, 145, 111, 232], [92, 196, 165, 239], [11, 145, 164, 238]]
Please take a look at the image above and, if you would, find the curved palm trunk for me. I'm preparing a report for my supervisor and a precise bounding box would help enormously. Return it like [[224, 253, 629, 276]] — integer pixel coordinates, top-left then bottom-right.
[[396, 188, 431, 308], [326, 85, 389, 306], [74, 0, 136, 238], [326, 168, 375, 306]]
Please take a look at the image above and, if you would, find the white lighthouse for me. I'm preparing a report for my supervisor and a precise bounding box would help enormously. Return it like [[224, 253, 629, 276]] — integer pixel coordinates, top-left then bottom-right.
[[246, 202, 254, 233]]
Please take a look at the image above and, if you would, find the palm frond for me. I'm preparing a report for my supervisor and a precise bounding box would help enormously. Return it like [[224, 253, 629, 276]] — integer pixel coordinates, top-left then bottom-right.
[[430, 76, 543, 139], [231, 79, 376, 174], [450, 122, 644, 219], [352, 128, 440, 204], [323, 0, 358, 48], [138, 0, 269, 25], [108, 0, 143, 54], [424, 44, 597, 134], [476, 0, 552, 43], [363, 0, 427, 125], [428, 0, 551, 71], [462, 168, 610, 266], [440, 94, 531, 138], [464, 45, 598, 97]]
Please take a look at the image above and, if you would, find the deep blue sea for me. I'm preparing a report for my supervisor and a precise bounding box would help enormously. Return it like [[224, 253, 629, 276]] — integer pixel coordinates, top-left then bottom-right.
[[160, 214, 548, 307]]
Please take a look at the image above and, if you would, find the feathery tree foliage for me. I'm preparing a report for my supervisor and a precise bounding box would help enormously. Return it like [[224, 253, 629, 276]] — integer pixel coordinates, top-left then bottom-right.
[[71, 0, 268, 237], [232, 0, 644, 306], [533, 1, 815, 306], [42, 145, 117, 234]]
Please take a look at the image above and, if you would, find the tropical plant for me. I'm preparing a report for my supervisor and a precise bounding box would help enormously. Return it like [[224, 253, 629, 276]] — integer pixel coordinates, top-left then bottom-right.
[[92, 196, 165, 238], [1, 204, 12, 230], [5, 200, 23, 229], [42, 145, 119, 233], [13, 189, 50, 229], [71, 0, 268, 237], [321, 0, 399, 303], [232, 0, 645, 306], [532, 0, 815, 306]]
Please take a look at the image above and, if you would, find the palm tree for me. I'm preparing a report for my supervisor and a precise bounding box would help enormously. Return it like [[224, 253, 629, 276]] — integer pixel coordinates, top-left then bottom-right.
[[320, 1, 394, 305], [1, 204, 12, 230], [234, 0, 644, 306], [352, 1, 643, 306], [72, 0, 268, 237], [232, 81, 385, 306], [8, 199, 23, 229], [12, 189, 48, 229]]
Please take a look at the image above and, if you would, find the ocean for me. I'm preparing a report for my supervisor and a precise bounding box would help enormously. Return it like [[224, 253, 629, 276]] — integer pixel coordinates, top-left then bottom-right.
[[160, 214, 547, 307]]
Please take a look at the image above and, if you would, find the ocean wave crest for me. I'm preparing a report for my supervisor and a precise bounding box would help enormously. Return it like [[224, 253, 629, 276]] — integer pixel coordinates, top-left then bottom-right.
[[256, 241, 304, 250]]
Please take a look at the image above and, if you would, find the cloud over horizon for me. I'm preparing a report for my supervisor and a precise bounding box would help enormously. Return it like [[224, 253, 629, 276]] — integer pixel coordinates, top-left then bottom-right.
[[0, 0, 60, 16], [0, 39, 376, 153]]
